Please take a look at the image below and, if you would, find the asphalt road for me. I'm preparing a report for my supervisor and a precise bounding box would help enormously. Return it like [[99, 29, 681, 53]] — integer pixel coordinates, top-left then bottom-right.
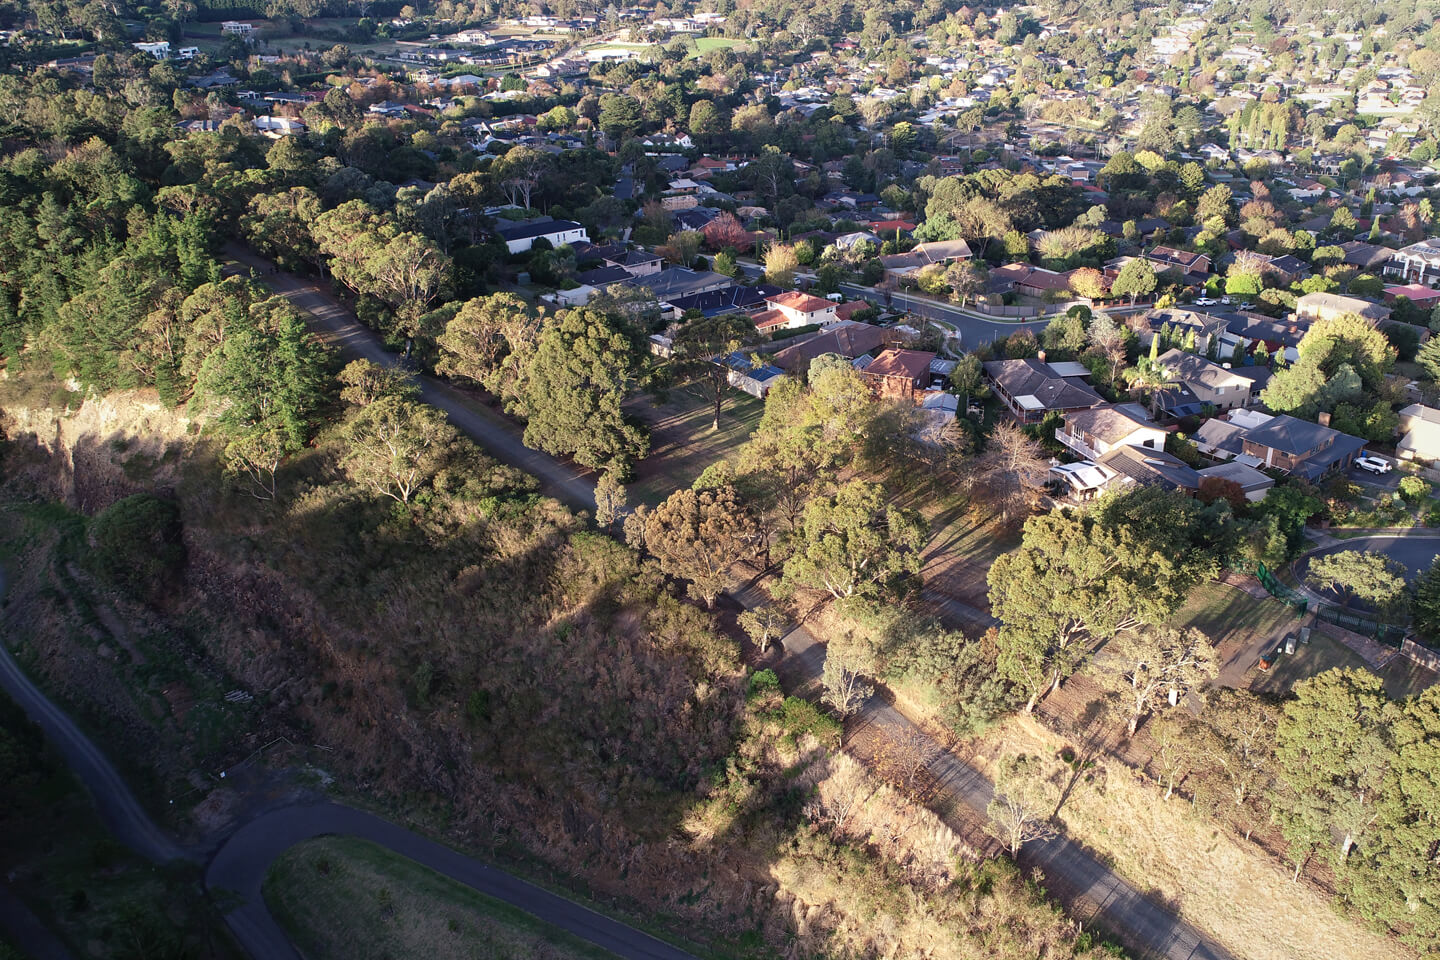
[[1294, 532, 1440, 610], [837, 282, 1050, 345], [0, 571, 187, 866], [225, 246, 596, 513], [0, 569, 698, 960], [207, 803, 696, 960]]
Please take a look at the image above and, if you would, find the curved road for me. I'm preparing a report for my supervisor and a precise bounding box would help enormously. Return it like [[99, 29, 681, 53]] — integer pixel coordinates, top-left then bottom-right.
[[240, 249, 1237, 960], [207, 804, 695, 960], [0, 570, 697, 960], [1292, 530, 1440, 610]]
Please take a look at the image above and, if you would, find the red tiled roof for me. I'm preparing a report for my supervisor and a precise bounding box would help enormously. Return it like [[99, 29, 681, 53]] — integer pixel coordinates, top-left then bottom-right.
[[766, 290, 833, 313], [864, 348, 935, 381], [753, 309, 790, 330]]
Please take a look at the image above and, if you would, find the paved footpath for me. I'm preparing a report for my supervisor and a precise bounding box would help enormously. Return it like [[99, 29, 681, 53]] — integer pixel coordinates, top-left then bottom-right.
[[242, 252, 1238, 960]]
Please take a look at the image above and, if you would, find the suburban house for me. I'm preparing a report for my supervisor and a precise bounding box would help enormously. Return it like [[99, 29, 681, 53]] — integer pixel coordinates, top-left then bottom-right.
[[1136, 308, 1229, 354], [1340, 241, 1395, 271], [877, 239, 974, 282], [983, 263, 1077, 299], [1294, 291, 1392, 325], [133, 41, 170, 58], [1397, 404, 1440, 462], [1157, 349, 1257, 411], [1145, 245, 1211, 277], [770, 321, 890, 375], [628, 267, 733, 303], [1239, 413, 1368, 480], [983, 358, 1103, 422], [604, 249, 664, 277], [664, 284, 781, 318], [1383, 284, 1440, 308], [221, 20, 255, 36], [1095, 445, 1200, 494], [751, 291, 838, 334], [860, 349, 937, 401], [1225, 312, 1303, 363], [1385, 237, 1440, 286], [497, 218, 589, 254], [1056, 404, 1167, 461], [1195, 461, 1275, 501], [721, 353, 786, 398]]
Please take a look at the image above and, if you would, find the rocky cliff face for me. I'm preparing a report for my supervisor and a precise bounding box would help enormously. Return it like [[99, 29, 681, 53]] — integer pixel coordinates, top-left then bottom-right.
[[1, 385, 202, 511]]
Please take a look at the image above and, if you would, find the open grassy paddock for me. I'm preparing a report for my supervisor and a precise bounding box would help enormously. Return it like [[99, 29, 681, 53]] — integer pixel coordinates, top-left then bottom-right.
[[624, 384, 763, 506], [974, 715, 1419, 960], [263, 836, 621, 960]]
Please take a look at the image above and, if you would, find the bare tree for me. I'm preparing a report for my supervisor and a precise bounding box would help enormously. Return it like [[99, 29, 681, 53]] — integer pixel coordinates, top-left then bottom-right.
[[223, 426, 291, 502], [964, 421, 1050, 524], [873, 726, 940, 800], [805, 753, 874, 836]]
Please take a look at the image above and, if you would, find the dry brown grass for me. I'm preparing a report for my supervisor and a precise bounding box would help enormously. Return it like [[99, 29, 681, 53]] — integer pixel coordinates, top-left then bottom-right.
[[975, 715, 1418, 960]]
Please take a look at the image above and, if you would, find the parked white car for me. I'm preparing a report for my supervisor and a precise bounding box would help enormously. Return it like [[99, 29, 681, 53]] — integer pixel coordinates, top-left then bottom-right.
[[1194, 297, 1216, 306], [1353, 455, 1393, 475]]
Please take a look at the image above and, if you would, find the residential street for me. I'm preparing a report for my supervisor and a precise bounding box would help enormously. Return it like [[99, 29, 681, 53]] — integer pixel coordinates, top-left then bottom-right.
[[237, 248, 1236, 960]]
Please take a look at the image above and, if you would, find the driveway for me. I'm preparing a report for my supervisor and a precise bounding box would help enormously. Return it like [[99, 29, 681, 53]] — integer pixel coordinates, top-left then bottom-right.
[[206, 803, 697, 960]]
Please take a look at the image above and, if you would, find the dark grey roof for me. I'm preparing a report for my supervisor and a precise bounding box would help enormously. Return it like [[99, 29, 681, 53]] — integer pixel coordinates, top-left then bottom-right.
[[624, 267, 733, 300], [666, 283, 781, 316], [1197, 461, 1274, 492], [1244, 414, 1342, 456], [1157, 348, 1251, 390], [983, 358, 1103, 412], [1291, 433, 1367, 481], [1195, 418, 1247, 456], [1225, 313, 1304, 347], [1097, 445, 1200, 491], [577, 265, 631, 286], [609, 250, 663, 266]]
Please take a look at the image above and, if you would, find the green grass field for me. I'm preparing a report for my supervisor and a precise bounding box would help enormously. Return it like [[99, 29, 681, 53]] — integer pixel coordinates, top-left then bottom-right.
[[263, 837, 620, 960], [690, 36, 753, 55]]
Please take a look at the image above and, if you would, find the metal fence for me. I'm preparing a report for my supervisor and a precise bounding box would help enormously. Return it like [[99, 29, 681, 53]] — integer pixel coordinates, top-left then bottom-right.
[[1256, 562, 1308, 613], [1312, 604, 1409, 647]]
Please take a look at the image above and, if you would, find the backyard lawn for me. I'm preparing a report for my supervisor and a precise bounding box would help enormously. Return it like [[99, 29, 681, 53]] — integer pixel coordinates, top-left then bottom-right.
[[263, 836, 619, 960], [625, 384, 763, 506]]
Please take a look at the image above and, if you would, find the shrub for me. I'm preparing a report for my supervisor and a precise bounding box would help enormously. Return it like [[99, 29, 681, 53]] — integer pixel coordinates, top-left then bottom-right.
[[87, 494, 184, 603], [1399, 475, 1431, 502]]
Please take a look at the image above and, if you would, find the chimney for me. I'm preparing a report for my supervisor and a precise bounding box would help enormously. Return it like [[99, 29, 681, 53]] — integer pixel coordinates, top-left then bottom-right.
[[1037, 349, 1047, 363], [1317, 411, 1331, 427]]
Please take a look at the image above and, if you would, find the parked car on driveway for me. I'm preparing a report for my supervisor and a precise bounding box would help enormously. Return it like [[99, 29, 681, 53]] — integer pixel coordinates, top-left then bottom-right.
[[1354, 455, 1393, 475], [1194, 297, 1216, 305]]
